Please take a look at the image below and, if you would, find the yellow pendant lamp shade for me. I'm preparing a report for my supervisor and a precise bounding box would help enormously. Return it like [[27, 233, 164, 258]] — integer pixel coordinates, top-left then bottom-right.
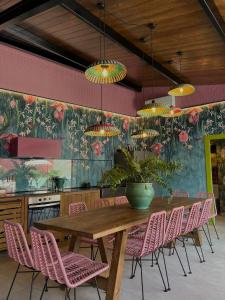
[[85, 60, 127, 84], [162, 105, 183, 118], [131, 129, 159, 139], [84, 122, 120, 137], [137, 101, 170, 118], [168, 83, 195, 97]]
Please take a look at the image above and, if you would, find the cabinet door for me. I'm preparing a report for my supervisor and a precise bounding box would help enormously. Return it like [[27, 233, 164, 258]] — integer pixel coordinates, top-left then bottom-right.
[[0, 197, 25, 251], [84, 190, 100, 210], [60, 192, 83, 216]]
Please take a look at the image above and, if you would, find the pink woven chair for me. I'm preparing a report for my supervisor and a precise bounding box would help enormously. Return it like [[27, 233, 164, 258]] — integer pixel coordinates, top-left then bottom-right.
[[196, 198, 214, 255], [69, 202, 98, 260], [181, 201, 203, 273], [95, 198, 111, 208], [114, 196, 128, 205], [126, 211, 168, 297], [196, 192, 219, 240], [3, 220, 38, 300], [163, 206, 186, 291], [30, 227, 109, 300], [172, 190, 189, 197]]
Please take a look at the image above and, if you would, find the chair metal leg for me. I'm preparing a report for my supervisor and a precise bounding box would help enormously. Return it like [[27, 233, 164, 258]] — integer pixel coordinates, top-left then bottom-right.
[[130, 257, 138, 279], [29, 271, 36, 300], [74, 288, 76, 300], [6, 263, 20, 300], [173, 246, 187, 277], [65, 287, 71, 300], [182, 237, 192, 274], [40, 277, 48, 300], [212, 222, 220, 240], [90, 244, 94, 260], [191, 237, 204, 263], [95, 278, 102, 300], [151, 252, 154, 267], [130, 256, 135, 278], [93, 247, 99, 260], [139, 258, 145, 300], [206, 223, 213, 246], [202, 226, 214, 254], [161, 247, 171, 292], [153, 252, 167, 292]]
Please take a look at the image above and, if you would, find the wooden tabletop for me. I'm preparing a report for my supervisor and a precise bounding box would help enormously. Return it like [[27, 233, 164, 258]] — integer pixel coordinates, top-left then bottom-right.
[[34, 197, 205, 240]]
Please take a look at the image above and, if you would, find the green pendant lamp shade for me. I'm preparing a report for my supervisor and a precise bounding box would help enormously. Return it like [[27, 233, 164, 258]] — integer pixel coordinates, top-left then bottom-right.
[[85, 60, 127, 84], [137, 101, 170, 118], [168, 83, 195, 97], [131, 129, 159, 139], [84, 122, 120, 137]]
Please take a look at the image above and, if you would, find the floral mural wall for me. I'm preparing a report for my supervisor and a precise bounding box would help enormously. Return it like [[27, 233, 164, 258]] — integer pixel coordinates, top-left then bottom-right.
[[138, 102, 225, 196], [0, 89, 135, 192]]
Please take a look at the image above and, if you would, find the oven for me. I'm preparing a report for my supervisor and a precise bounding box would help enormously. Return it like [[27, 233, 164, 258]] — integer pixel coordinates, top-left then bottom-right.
[[28, 194, 61, 228]]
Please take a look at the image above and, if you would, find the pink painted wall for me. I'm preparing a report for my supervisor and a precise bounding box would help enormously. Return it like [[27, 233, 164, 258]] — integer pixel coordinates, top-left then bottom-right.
[[140, 85, 225, 108], [0, 44, 138, 116]]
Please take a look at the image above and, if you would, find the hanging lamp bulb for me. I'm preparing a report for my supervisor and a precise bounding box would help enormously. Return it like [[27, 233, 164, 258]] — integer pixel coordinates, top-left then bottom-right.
[[168, 51, 195, 96]]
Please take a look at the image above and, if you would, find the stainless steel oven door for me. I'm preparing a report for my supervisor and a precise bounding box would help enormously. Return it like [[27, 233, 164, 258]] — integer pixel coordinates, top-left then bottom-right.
[[28, 201, 60, 228]]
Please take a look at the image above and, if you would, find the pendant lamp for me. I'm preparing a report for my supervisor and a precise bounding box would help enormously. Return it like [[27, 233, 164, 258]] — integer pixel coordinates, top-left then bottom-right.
[[131, 129, 159, 139], [85, 0, 126, 84], [84, 85, 120, 137], [137, 24, 170, 118], [137, 100, 170, 117], [168, 52, 195, 96]]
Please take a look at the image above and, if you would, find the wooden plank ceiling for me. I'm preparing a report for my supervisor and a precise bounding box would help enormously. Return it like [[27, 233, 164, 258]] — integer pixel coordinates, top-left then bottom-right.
[[0, 0, 225, 88]]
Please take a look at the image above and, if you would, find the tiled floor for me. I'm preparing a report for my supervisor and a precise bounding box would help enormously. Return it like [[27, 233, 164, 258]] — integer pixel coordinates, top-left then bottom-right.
[[1, 217, 225, 300]]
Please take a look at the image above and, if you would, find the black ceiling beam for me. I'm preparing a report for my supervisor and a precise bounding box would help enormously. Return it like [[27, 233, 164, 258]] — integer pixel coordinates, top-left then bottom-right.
[[59, 0, 183, 85], [198, 0, 225, 42], [0, 0, 57, 30], [0, 26, 141, 92]]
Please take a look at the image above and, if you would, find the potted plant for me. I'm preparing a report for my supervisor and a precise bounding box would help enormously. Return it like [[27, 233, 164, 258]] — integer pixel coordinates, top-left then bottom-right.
[[101, 148, 181, 209]]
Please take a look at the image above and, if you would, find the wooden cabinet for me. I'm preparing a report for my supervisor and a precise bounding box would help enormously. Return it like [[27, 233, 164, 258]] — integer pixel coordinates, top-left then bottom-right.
[[60, 189, 100, 216], [0, 196, 25, 251]]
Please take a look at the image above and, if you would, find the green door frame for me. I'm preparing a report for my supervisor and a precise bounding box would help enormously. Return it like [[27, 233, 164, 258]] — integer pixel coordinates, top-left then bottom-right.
[[204, 133, 225, 193]]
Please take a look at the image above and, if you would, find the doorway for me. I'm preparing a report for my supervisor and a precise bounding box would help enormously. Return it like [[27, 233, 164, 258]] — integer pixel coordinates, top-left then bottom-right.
[[205, 134, 225, 215]]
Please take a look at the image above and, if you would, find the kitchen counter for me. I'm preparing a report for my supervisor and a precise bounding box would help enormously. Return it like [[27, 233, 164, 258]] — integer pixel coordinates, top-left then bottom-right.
[[0, 187, 100, 198]]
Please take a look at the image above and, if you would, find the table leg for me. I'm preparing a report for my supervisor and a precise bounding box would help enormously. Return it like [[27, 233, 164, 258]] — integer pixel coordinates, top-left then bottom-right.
[[193, 229, 203, 246], [106, 230, 128, 300], [68, 235, 80, 252]]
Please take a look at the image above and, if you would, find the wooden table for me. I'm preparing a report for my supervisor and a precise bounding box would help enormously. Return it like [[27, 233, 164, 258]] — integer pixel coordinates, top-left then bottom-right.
[[35, 196, 205, 300]]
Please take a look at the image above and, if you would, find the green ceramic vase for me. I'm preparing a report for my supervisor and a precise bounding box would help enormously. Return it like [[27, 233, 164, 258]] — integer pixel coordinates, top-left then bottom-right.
[[126, 182, 155, 210]]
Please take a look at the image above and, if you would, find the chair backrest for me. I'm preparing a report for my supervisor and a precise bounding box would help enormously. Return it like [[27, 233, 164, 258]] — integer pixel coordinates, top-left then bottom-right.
[[140, 211, 166, 257], [115, 196, 128, 206], [195, 192, 217, 218], [95, 198, 111, 209], [173, 190, 189, 198], [182, 202, 202, 234], [164, 206, 184, 244], [3, 220, 33, 268], [69, 202, 87, 216], [197, 198, 213, 228], [30, 227, 68, 285]]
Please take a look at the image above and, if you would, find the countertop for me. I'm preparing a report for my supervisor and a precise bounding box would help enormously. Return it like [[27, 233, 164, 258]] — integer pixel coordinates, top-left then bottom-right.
[[0, 187, 100, 198]]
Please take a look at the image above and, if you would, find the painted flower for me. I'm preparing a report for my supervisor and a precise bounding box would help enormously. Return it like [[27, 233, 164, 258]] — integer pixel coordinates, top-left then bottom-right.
[[10, 100, 17, 109], [104, 112, 113, 119], [179, 131, 189, 143], [151, 143, 163, 156], [51, 102, 68, 112], [188, 112, 199, 125], [123, 118, 130, 131], [54, 110, 65, 121], [91, 140, 103, 156], [23, 95, 37, 105], [0, 115, 4, 124]]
